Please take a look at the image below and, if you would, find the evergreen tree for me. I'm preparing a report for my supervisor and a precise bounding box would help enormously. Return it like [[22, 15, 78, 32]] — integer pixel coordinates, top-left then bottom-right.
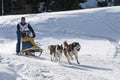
[[114, 0, 120, 6], [53, 0, 86, 11]]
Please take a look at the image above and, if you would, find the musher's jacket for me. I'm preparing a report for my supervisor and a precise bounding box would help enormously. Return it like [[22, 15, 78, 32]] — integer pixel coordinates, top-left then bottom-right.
[[17, 22, 35, 37]]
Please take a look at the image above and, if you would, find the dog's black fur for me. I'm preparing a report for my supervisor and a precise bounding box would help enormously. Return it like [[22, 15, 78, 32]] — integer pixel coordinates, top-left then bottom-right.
[[64, 41, 81, 64]]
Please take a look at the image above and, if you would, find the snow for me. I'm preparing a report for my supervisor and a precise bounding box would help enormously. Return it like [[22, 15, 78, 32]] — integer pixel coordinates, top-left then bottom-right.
[[0, 6, 120, 80], [0, 64, 17, 80]]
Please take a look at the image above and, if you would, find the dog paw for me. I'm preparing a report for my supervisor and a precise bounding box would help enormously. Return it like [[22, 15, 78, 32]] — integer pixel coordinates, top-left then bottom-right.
[[77, 62, 80, 64]]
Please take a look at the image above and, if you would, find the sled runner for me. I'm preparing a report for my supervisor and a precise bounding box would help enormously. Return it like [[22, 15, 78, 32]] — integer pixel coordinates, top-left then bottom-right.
[[20, 36, 43, 56]]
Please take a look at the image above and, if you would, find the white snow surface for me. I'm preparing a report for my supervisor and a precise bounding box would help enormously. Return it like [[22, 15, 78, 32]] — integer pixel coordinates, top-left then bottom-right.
[[0, 6, 120, 80]]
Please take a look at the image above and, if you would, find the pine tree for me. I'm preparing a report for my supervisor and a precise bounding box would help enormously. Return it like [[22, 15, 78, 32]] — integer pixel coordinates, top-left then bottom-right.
[[53, 0, 85, 11], [114, 0, 120, 6]]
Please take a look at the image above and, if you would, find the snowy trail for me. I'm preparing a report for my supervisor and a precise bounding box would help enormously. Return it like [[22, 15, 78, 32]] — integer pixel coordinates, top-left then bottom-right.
[[0, 38, 119, 80], [0, 38, 118, 80], [0, 51, 120, 80]]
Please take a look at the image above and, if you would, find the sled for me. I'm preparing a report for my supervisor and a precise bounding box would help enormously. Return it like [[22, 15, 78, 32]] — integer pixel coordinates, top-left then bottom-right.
[[20, 36, 43, 56]]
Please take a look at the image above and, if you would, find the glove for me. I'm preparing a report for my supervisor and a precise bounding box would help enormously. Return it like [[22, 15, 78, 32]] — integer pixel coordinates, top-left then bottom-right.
[[32, 34, 36, 38], [21, 33, 26, 38]]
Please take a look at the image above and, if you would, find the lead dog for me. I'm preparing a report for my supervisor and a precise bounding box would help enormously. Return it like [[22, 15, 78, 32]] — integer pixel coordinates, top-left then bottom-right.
[[48, 44, 63, 63], [63, 41, 81, 64]]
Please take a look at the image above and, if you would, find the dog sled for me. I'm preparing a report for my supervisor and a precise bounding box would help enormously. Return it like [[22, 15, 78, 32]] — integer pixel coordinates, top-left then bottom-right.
[[20, 36, 43, 56]]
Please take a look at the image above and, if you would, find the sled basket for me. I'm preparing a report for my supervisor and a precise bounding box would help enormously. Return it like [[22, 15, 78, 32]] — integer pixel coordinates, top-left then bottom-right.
[[20, 36, 43, 56]]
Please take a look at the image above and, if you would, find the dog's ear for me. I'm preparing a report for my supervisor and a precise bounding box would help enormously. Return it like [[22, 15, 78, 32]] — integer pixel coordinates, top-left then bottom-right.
[[58, 45, 61, 47], [77, 42, 80, 46]]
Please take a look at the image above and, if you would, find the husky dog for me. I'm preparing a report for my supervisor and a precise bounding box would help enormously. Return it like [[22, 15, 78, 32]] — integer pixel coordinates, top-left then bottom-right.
[[63, 41, 81, 64], [48, 44, 63, 63]]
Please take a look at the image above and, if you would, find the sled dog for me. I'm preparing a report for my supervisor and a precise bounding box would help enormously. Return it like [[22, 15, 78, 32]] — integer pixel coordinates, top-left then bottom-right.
[[48, 44, 63, 63], [63, 41, 81, 64]]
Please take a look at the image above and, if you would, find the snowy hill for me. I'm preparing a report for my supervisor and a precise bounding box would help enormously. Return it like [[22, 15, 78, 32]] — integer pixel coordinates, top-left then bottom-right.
[[0, 6, 120, 80]]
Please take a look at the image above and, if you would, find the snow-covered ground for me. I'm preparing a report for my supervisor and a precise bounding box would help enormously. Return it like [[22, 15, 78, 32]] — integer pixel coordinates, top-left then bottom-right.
[[0, 6, 120, 80]]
